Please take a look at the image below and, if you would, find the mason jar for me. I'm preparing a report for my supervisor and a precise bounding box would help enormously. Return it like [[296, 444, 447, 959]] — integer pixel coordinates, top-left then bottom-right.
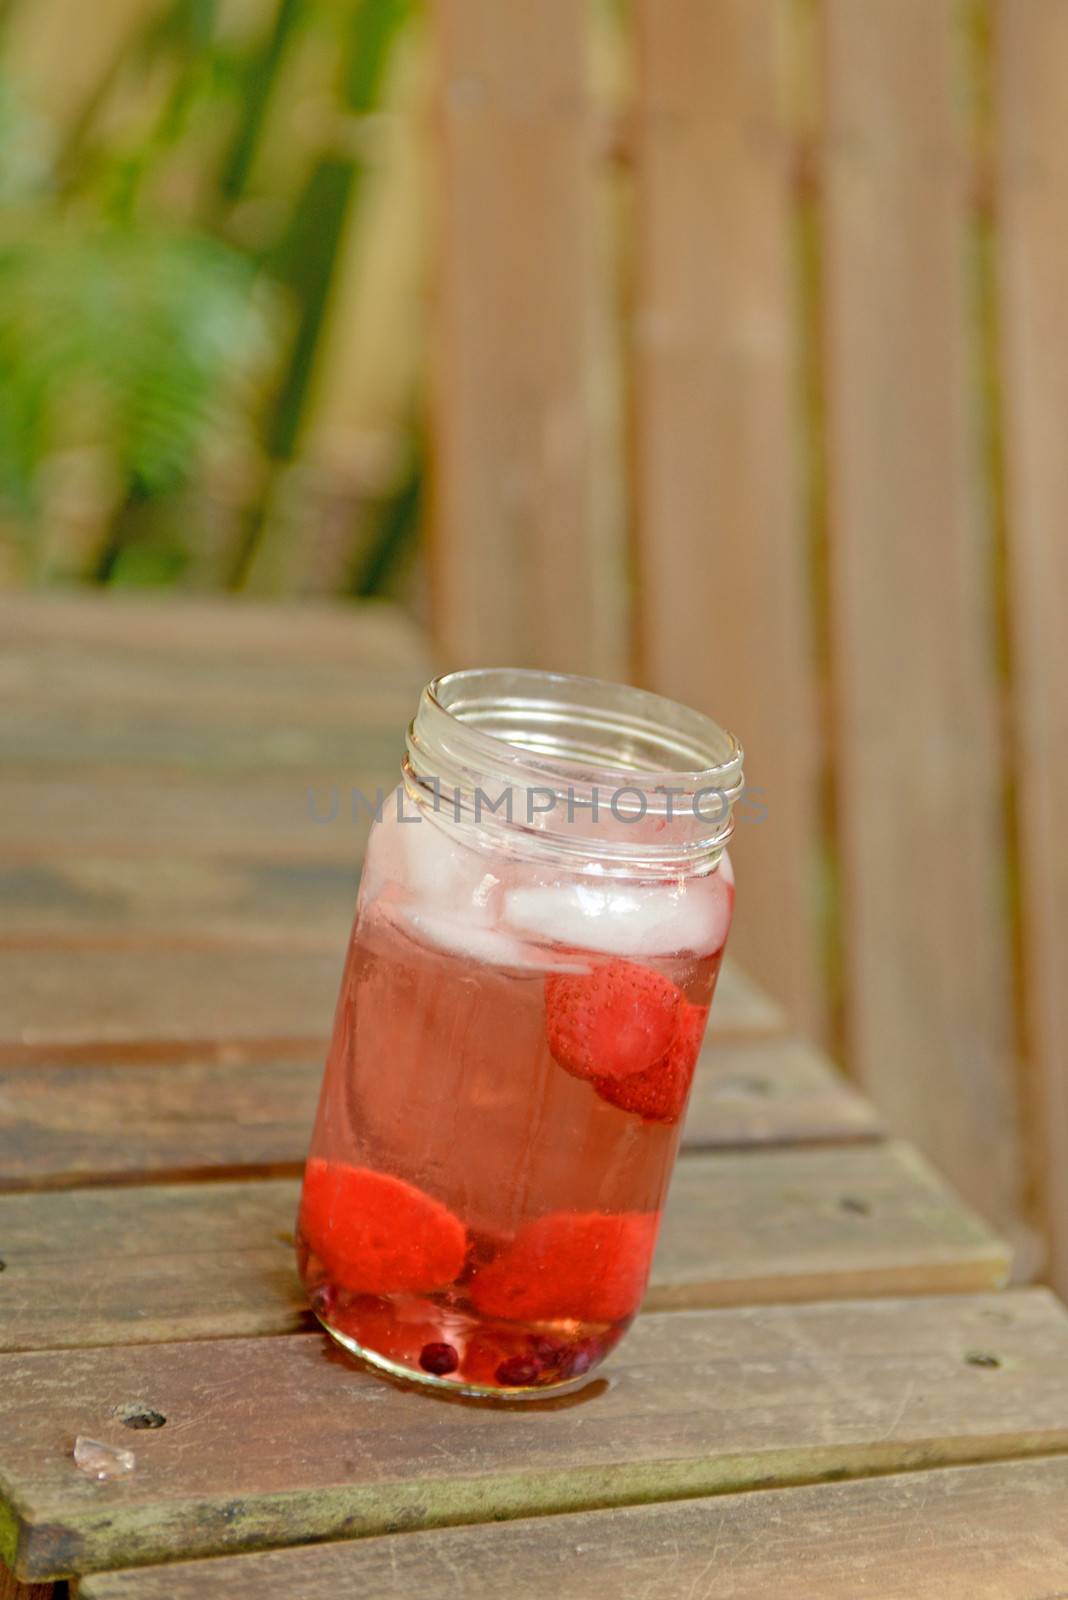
[[297, 669, 743, 1396]]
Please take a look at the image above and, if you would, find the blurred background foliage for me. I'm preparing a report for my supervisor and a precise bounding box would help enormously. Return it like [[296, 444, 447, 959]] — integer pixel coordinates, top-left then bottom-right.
[[0, 0, 429, 602]]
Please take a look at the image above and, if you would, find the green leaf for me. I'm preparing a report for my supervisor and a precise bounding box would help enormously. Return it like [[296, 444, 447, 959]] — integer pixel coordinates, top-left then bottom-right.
[[0, 224, 276, 513]]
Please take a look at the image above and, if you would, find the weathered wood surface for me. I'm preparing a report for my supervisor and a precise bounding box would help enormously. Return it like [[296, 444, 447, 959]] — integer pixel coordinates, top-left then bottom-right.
[[821, 1, 1021, 1238], [0, 856, 360, 945], [685, 1033, 878, 1148], [0, 946, 346, 1058], [0, 594, 428, 669], [0, 1568, 52, 1600], [0, 1055, 324, 1191], [80, 1455, 1068, 1600], [0, 593, 1049, 1597], [0, 599, 425, 773], [0, 952, 781, 1063], [646, 1142, 1008, 1309], [996, 0, 1068, 1297], [433, 0, 624, 678], [0, 1144, 1005, 1352], [634, 0, 821, 1039], [0, 708, 404, 777], [2, 1291, 1065, 1579], [2, 637, 424, 725], [0, 776, 385, 865], [0, 1031, 876, 1193]]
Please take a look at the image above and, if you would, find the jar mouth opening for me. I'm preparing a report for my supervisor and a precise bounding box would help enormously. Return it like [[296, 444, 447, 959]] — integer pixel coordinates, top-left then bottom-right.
[[426, 668, 742, 788], [406, 668, 744, 871]]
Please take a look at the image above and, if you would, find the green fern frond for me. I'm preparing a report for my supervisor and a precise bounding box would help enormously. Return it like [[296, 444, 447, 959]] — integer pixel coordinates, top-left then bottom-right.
[[0, 224, 276, 513]]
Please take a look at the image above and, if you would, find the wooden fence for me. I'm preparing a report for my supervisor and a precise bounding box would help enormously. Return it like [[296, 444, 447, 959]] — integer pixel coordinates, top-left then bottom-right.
[[428, 0, 1068, 1293]]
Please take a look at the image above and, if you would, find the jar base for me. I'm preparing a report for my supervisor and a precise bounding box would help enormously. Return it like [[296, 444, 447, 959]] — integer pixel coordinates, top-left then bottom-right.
[[316, 1313, 598, 1401]]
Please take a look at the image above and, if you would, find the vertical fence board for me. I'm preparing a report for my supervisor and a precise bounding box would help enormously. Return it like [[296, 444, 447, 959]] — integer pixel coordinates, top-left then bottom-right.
[[432, 0, 624, 676], [996, 0, 1068, 1291], [820, 1, 1022, 1239], [633, 0, 821, 1035]]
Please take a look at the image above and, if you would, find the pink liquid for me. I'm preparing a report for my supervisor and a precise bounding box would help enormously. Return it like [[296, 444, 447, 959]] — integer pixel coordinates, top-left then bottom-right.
[[297, 860, 729, 1395]]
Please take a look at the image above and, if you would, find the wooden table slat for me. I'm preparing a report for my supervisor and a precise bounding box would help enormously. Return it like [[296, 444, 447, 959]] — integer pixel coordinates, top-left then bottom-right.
[[0, 957, 784, 1065], [0, 1030, 877, 1193], [79, 1454, 1068, 1600], [0, 596, 429, 669], [0, 1291, 1064, 1580], [0, 594, 1050, 1599], [0, 775, 398, 864], [0, 1144, 1007, 1353]]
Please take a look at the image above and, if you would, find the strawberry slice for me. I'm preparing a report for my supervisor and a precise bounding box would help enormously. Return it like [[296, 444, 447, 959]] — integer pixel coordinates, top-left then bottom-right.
[[299, 1158, 467, 1295], [593, 1000, 709, 1125], [470, 1210, 660, 1325], [544, 960, 682, 1082]]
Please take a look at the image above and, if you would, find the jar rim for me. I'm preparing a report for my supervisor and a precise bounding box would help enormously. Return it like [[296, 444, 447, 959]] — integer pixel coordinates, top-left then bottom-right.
[[405, 668, 744, 872], [430, 668, 741, 781]]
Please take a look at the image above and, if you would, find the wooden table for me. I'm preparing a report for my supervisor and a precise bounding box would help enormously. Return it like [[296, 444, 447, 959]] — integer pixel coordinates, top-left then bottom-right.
[[1, 595, 1067, 1599]]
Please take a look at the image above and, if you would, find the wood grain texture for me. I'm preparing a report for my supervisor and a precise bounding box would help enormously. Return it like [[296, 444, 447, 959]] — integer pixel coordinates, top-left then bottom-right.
[[0, 600, 423, 877], [633, 0, 820, 1034], [0, 705, 404, 778], [0, 855, 360, 943], [0, 595, 427, 669], [432, 0, 625, 675], [0, 1567, 53, 1600], [2, 636, 425, 727], [79, 1455, 1068, 1600], [1, 1291, 1065, 1578], [0, 949, 779, 1063], [996, 0, 1068, 1295], [0, 946, 346, 1057], [0, 1031, 874, 1192], [0, 1144, 1005, 1351], [821, 0, 1022, 1235], [0, 775, 391, 866], [686, 1032, 879, 1148], [0, 1055, 325, 1193], [647, 1140, 1009, 1309]]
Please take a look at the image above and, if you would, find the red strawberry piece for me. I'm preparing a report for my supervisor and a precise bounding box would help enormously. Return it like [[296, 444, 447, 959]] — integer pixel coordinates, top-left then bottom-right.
[[594, 1000, 709, 1125], [470, 1210, 660, 1325], [299, 1158, 467, 1295], [544, 960, 682, 1082]]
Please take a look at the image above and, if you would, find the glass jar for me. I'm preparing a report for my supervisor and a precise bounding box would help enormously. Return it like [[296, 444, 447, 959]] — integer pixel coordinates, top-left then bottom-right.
[[297, 669, 743, 1397]]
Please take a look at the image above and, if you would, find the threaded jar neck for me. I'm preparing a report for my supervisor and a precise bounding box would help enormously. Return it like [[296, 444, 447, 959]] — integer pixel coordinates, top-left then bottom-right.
[[404, 669, 743, 876]]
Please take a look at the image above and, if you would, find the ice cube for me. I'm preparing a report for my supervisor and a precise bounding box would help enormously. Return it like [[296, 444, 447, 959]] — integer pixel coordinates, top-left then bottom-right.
[[403, 907, 529, 968], [360, 796, 494, 912], [718, 848, 735, 887], [503, 875, 731, 958], [401, 813, 494, 905], [73, 1435, 136, 1481], [398, 906, 587, 972], [689, 868, 732, 953]]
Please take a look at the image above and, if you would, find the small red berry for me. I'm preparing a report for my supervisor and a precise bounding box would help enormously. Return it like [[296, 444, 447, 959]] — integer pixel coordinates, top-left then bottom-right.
[[565, 1343, 599, 1378], [528, 1336, 567, 1368], [419, 1342, 460, 1376], [495, 1355, 542, 1387]]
